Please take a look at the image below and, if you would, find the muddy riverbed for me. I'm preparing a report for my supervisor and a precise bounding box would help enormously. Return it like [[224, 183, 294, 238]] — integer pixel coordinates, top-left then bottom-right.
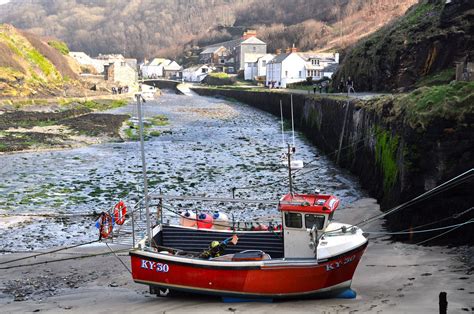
[[0, 91, 472, 312], [0, 91, 364, 250]]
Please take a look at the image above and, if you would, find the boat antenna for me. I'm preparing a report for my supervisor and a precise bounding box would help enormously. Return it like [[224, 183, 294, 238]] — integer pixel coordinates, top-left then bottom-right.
[[280, 99, 285, 147], [287, 143, 293, 195], [291, 94, 295, 148], [136, 92, 152, 245]]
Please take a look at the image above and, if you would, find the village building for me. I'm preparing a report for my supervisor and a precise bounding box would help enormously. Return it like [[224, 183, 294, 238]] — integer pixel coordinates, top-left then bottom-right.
[[68, 51, 105, 74], [199, 46, 229, 65], [266, 47, 306, 88], [200, 30, 267, 73], [141, 58, 182, 79], [299, 52, 340, 81], [162, 60, 182, 79], [244, 53, 275, 81], [104, 60, 137, 86], [182, 64, 212, 82]]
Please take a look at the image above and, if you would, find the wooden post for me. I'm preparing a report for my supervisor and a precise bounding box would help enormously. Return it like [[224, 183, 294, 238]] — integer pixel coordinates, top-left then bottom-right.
[[439, 292, 447, 314]]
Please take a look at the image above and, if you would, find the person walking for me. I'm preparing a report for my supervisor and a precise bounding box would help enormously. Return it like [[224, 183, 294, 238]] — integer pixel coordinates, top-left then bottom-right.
[[346, 76, 354, 93]]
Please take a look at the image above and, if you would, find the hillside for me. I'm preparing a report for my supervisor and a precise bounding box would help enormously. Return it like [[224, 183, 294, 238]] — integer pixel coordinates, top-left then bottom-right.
[[0, 24, 80, 98], [0, 0, 416, 60], [333, 0, 474, 91]]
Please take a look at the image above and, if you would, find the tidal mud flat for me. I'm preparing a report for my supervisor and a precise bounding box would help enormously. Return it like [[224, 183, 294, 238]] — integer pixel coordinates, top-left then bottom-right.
[[0, 99, 130, 154], [0, 92, 472, 312]]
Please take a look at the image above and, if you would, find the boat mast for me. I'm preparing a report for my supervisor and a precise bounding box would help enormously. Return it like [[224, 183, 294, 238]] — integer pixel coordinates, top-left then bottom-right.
[[136, 92, 152, 245], [291, 94, 295, 148], [280, 100, 285, 147], [287, 143, 293, 195]]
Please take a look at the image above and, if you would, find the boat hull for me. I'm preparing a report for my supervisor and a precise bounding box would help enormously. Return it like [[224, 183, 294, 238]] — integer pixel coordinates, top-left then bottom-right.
[[130, 241, 367, 299]]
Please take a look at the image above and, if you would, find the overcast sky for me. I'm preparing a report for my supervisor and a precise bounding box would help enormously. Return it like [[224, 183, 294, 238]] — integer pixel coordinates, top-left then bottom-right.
[[0, 0, 10, 4]]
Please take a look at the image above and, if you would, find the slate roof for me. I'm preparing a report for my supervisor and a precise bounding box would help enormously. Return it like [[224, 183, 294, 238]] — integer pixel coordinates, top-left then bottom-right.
[[267, 53, 291, 64]]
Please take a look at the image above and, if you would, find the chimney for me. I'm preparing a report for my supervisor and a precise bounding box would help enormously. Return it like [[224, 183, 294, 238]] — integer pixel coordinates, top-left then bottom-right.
[[275, 49, 282, 55], [242, 29, 257, 40], [290, 43, 298, 53]]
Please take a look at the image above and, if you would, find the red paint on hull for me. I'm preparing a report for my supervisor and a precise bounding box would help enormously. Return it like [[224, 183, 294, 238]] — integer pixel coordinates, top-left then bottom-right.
[[130, 243, 367, 298]]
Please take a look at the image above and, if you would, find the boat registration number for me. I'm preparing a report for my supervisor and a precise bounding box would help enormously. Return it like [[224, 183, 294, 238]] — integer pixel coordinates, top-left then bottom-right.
[[141, 259, 169, 272], [325, 255, 356, 271]]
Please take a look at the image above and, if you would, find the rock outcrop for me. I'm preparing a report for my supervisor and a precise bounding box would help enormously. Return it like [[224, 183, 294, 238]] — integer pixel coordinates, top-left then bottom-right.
[[333, 0, 474, 92]]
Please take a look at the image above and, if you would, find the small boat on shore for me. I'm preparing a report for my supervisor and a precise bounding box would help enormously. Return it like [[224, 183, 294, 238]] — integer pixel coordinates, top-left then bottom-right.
[[124, 92, 368, 300], [129, 192, 368, 299]]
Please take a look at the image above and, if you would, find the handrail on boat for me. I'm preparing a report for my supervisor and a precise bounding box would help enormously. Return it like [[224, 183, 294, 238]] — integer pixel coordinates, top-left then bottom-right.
[[150, 194, 279, 205]]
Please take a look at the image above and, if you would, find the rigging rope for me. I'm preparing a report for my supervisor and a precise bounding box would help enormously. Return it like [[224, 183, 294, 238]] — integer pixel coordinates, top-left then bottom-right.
[[0, 239, 100, 266]]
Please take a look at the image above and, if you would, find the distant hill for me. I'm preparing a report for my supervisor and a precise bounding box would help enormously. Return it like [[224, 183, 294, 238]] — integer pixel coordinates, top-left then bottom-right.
[[333, 0, 474, 91], [0, 24, 80, 97], [0, 0, 416, 60]]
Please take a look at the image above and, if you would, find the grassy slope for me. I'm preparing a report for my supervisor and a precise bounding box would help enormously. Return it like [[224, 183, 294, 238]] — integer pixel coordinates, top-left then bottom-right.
[[0, 24, 79, 97]]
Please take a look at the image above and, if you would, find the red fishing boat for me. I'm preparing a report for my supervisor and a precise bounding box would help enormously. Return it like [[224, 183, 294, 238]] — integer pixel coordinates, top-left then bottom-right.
[[129, 192, 368, 299], [127, 94, 368, 300]]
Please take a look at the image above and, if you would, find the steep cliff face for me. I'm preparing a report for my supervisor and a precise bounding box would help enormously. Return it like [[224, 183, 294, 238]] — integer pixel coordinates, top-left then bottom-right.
[[193, 88, 474, 243], [333, 0, 474, 92]]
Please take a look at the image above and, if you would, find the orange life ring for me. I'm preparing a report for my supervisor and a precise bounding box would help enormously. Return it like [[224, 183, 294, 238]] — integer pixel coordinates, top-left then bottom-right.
[[113, 201, 127, 225], [99, 213, 113, 239]]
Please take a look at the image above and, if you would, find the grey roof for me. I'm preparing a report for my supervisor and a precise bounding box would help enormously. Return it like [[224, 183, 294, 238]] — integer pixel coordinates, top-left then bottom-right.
[[204, 38, 242, 51], [200, 46, 225, 54], [268, 53, 291, 64], [202, 36, 266, 52], [323, 63, 339, 72]]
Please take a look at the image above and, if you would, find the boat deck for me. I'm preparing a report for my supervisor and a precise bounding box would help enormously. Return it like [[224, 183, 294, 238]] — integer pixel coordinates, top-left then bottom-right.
[[154, 225, 284, 258]]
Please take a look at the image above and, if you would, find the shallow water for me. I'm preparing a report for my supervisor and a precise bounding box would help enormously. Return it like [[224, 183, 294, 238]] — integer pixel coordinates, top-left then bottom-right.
[[0, 91, 366, 250]]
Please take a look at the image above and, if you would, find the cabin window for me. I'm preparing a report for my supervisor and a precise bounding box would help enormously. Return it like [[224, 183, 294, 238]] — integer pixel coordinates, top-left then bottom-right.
[[284, 212, 302, 228], [305, 214, 325, 230]]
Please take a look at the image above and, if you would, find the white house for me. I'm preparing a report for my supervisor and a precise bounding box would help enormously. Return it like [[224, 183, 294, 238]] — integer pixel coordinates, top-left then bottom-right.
[[141, 58, 167, 78], [182, 65, 212, 82], [244, 53, 265, 80], [163, 60, 182, 79], [266, 50, 306, 88], [244, 53, 274, 81], [69, 51, 104, 74], [257, 54, 275, 78], [300, 52, 340, 81]]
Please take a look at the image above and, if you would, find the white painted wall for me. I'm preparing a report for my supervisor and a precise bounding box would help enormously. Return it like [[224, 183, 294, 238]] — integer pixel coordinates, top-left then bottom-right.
[[141, 64, 163, 78], [182, 66, 210, 82]]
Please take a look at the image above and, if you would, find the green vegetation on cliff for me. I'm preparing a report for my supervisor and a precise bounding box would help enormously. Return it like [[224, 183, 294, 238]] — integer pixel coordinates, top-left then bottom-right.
[[334, 0, 473, 91], [374, 126, 399, 191], [0, 24, 78, 97]]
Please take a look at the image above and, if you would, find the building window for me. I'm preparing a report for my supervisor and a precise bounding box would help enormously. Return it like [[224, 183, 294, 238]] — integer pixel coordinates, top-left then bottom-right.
[[202, 68, 207, 73], [285, 70, 288, 77], [299, 71, 301, 77], [253, 46, 256, 52], [262, 60, 266, 66], [121, 62, 126, 66]]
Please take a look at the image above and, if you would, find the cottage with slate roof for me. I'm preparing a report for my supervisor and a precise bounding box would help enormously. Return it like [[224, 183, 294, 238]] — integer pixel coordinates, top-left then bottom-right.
[[200, 30, 267, 73], [266, 47, 306, 88]]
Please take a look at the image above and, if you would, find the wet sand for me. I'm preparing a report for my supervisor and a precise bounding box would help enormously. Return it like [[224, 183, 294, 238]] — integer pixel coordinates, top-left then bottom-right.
[[1, 199, 472, 313]]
